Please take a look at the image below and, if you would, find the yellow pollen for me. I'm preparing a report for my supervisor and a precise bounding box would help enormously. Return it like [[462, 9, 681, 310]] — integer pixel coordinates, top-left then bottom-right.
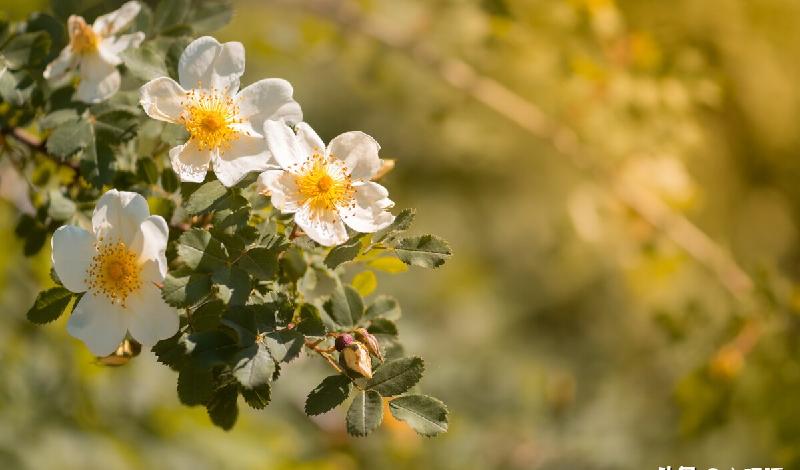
[[180, 88, 241, 151], [69, 17, 100, 54], [85, 241, 142, 307], [295, 154, 354, 211]]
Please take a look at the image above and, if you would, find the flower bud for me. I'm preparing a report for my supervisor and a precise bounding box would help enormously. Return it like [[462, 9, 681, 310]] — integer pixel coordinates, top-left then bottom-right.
[[335, 333, 354, 352], [354, 327, 383, 362], [339, 342, 373, 378]]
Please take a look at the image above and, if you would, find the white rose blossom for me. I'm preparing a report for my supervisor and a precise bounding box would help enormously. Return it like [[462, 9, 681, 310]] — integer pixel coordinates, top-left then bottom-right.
[[138, 36, 302, 187], [51, 190, 179, 356], [257, 121, 395, 247], [43, 1, 144, 103]]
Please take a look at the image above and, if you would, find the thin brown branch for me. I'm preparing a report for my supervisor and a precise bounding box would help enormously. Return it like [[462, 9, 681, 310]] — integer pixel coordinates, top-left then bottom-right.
[[269, 0, 754, 300]]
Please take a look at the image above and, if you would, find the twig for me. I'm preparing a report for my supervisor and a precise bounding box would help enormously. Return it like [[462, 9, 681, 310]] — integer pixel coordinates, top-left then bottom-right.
[[268, 0, 754, 300]]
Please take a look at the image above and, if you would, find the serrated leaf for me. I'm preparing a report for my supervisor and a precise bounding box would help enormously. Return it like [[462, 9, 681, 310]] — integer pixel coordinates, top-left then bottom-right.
[[236, 245, 285, 281], [152, 333, 188, 370], [366, 357, 424, 397], [375, 208, 415, 243], [240, 383, 271, 409], [26, 287, 73, 324], [184, 330, 238, 368], [264, 329, 304, 363], [177, 364, 214, 406], [296, 303, 326, 336], [368, 318, 398, 336], [346, 390, 383, 437], [325, 282, 364, 327], [305, 375, 351, 416], [352, 270, 377, 297], [388, 395, 448, 436], [46, 119, 93, 159], [162, 273, 211, 308], [324, 236, 363, 269], [177, 228, 228, 271], [232, 342, 275, 388], [394, 234, 451, 268], [206, 384, 239, 430], [363, 295, 401, 322], [185, 180, 227, 215], [212, 266, 251, 306], [190, 298, 224, 331]]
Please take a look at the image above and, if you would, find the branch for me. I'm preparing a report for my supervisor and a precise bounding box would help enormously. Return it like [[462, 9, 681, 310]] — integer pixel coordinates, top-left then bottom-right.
[[270, 0, 754, 300]]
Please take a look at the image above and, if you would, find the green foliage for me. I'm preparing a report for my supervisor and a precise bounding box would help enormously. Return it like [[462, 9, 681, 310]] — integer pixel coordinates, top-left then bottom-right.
[[11, 0, 450, 435], [388, 395, 449, 437]]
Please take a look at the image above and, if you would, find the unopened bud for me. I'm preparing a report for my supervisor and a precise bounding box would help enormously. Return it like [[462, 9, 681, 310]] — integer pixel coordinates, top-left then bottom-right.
[[354, 327, 383, 362], [335, 333, 354, 352], [339, 342, 372, 378]]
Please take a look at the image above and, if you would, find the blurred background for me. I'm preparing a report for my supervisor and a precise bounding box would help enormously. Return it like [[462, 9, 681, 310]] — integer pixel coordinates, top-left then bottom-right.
[[3, 0, 800, 468]]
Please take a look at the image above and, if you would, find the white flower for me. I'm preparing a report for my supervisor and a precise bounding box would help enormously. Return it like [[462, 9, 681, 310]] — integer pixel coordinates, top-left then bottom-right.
[[138, 36, 302, 187], [51, 189, 179, 356], [257, 121, 395, 246], [43, 1, 144, 103]]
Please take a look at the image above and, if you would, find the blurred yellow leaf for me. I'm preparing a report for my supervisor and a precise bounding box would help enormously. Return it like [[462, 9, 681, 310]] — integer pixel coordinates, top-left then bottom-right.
[[368, 256, 408, 274], [352, 270, 377, 297]]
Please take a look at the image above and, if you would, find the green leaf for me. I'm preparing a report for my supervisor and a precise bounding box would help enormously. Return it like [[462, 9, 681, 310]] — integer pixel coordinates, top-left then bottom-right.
[[236, 245, 285, 281], [161, 168, 179, 193], [296, 303, 326, 336], [240, 383, 271, 409], [2, 31, 50, 69], [184, 180, 228, 215], [190, 298, 224, 331], [346, 390, 383, 437], [40, 109, 78, 129], [26, 287, 73, 324], [394, 234, 452, 268], [388, 395, 449, 437], [154, 0, 191, 32], [136, 158, 159, 184], [366, 357, 425, 397], [325, 283, 364, 327], [177, 229, 228, 272], [368, 318, 398, 336], [120, 44, 168, 81], [375, 208, 415, 243], [324, 236, 363, 269], [184, 330, 238, 368], [152, 333, 189, 370], [363, 295, 401, 322], [206, 384, 239, 431], [177, 364, 214, 406], [212, 266, 251, 306], [46, 119, 93, 159], [264, 329, 304, 363], [305, 374, 352, 416], [189, 0, 234, 33], [47, 189, 76, 221], [232, 342, 276, 389], [162, 273, 211, 308], [93, 107, 139, 142]]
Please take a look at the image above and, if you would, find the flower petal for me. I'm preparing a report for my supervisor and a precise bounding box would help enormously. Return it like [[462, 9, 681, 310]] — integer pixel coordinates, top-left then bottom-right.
[[76, 54, 120, 103], [236, 78, 302, 132], [102, 32, 145, 57], [139, 76, 187, 123], [92, 189, 150, 245], [296, 122, 325, 156], [264, 120, 307, 170], [257, 169, 302, 213], [92, 1, 141, 36], [131, 215, 169, 280], [67, 293, 127, 356], [212, 133, 270, 187], [295, 204, 348, 246], [340, 182, 395, 233], [168, 141, 212, 183], [51, 225, 95, 293], [327, 131, 381, 180], [43, 46, 77, 80], [178, 36, 244, 93], [126, 283, 180, 347]]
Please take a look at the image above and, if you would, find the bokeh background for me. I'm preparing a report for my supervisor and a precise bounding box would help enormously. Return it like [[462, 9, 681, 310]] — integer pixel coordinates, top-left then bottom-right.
[[3, 0, 800, 468]]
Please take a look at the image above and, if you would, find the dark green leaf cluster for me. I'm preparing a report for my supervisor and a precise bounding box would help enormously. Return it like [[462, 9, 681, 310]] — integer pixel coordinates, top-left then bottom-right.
[[12, 0, 451, 434]]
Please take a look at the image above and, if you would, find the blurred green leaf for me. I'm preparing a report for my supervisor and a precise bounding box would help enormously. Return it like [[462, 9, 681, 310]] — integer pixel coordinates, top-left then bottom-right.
[[394, 234, 451, 268]]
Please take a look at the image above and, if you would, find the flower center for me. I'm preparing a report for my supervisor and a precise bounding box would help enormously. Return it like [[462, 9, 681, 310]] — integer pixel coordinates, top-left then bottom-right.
[[295, 154, 354, 212], [86, 241, 142, 307], [69, 17, 100, 54], [180, 89, 241, 151]]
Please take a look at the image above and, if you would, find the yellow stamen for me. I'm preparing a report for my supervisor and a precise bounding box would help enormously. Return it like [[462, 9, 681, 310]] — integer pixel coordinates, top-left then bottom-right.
[[69, 17, 100, 54], [85, 241, 142, 307], [295, 154, 354, 212], [180, 88, 241, 151]]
